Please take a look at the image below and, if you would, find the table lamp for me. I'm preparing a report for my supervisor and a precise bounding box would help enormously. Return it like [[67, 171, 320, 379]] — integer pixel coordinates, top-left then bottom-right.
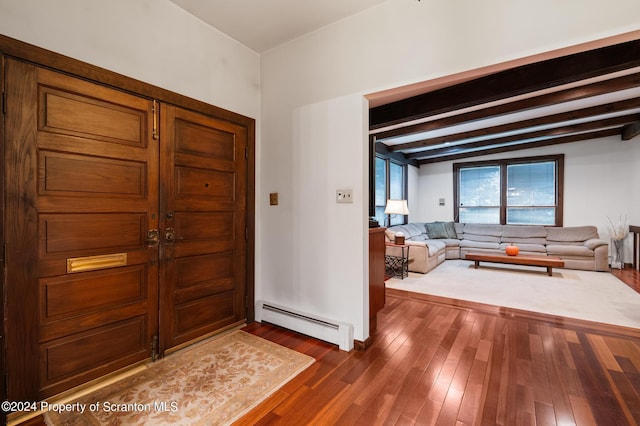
[[384, 199, 409, 228]]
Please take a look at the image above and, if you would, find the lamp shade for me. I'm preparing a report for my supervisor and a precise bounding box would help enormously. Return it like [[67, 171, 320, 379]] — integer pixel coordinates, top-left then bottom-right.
[[384, 199, 409, 215]]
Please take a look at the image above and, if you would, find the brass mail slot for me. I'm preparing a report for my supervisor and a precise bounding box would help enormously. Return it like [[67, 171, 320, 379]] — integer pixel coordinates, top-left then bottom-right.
[[67, 253, 128, 273]]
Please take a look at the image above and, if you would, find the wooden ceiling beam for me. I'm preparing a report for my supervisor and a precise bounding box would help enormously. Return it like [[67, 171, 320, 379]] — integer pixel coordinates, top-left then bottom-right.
[[370, 39, 640, 130], [375, 142, 419, 167], [417, 129, 621, 164], [406, 115, 636, 159], [374, 72, 640, 140], [389, 98, 640, 151], [622, 121, 640, 140]]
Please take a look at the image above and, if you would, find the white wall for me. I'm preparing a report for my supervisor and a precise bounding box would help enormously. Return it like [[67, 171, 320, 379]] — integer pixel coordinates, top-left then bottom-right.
[[0, 0, 260, 118], [417, 137, 640, 261], [259, 0, 640, 341]]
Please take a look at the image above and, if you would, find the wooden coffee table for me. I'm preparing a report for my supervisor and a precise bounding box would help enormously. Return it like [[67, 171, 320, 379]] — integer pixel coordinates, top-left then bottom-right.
[[465, 252, 564, 276]]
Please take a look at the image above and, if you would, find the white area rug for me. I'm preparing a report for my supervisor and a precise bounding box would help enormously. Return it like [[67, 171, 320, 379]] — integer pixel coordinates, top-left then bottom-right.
[[386, 260, 640, 329]]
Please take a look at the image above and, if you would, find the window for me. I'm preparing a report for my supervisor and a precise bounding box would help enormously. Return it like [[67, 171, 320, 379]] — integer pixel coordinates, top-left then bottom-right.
[[458, 165, 500, 224], [454, 155, 563, 225], [374, 156, 407, 226]]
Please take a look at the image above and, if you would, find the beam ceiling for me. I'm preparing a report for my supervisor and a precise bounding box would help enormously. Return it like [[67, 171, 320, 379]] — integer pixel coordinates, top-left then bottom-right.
[[370, 39, 640, 164]]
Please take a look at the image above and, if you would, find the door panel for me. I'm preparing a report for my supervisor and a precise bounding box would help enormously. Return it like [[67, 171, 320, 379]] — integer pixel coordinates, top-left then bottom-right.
[[5, 60, 159, 399], [38, 151, 147, 197], [176, 166, 235, 199], [40, 267, 148, 321], [40, 213, 145, 254], [39, 316, 147, 393], [38, 83, 147, 147], [160, 105, 246, 350]]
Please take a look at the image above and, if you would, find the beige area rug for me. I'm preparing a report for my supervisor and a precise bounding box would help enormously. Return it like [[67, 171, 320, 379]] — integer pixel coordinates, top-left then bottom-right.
[[44, 330, 314, 426], [387, 259, 640, 329]]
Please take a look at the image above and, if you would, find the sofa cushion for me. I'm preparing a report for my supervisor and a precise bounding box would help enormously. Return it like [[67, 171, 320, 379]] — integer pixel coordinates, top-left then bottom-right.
[[500, 225, 547, 245], [501, 236, 547, 245], [387, 223, 431, 243], [410, 233, 428, 242], [498, 242, 546, 253], [546, 244, 595, 257], [405, 223, 426, 238], [463, 223, 503, 237], [462, 224, 502, 244], [425, 240, 447, 256], [502, 225, 547, 239], [546, 226, 599, 244], [440, 238, 461, 247], [459, 240, 501, 250], [462, 233, 502, 243]]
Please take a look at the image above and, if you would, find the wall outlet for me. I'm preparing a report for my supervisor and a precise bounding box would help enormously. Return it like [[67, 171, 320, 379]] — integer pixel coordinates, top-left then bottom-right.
[[336, 189, 353, 203]]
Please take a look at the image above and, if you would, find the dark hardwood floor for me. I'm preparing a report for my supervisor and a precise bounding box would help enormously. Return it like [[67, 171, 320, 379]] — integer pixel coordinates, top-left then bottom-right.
[[238, 267, 640, 425], [612, 266, 640, 293], [12, 268, 640, 426]]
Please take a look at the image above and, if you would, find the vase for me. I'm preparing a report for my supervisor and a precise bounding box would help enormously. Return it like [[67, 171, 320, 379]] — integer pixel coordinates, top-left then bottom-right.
[[612, 239, 624, 269]]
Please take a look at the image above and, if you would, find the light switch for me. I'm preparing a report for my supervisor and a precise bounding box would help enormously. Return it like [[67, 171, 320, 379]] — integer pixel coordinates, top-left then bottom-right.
[[269, 193, 278, 205], [439, 198, 445, 206], [336, 189, 353, 203]]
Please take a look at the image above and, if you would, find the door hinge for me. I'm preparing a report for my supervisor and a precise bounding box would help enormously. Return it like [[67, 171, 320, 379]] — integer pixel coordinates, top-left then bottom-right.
[[245, 147, 248, 159], [2, 91, 6, 115], [152, 100, 159, 140], [150, 335, 159, 362]]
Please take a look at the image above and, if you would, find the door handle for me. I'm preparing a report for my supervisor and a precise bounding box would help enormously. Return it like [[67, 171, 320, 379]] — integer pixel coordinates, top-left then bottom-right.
[[164, 227, 182, 245], [146, 229, 159, 247]]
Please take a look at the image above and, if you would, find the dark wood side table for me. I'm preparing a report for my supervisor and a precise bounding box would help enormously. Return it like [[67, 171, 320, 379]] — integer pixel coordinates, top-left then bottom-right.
[[385, 242, 410, 279]]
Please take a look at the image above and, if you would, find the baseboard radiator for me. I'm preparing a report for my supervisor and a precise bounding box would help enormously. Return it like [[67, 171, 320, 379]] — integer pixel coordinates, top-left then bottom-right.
[[256, 301, 354, 351]]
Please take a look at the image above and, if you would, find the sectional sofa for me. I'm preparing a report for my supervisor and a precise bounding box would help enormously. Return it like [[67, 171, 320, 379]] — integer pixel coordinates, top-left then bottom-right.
[[385, 222, 610, 274]]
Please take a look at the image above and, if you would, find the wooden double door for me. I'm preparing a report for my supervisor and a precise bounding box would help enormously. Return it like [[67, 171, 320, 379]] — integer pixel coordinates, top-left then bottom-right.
[[4, 58, 248, 400]]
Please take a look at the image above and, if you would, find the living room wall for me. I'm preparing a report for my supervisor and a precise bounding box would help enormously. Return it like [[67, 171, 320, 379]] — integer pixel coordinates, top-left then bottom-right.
[[416, 136, 640, 261], [259, 0, 640, 342]]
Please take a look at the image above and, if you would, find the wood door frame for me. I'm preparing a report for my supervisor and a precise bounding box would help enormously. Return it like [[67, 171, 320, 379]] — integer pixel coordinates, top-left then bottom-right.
[[0, 34, 255, 399], [0, 53, 6, 419]]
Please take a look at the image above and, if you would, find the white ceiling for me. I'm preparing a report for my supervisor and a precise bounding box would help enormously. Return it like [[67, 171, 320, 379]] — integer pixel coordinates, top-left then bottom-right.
[[169, 0, 388, 53]]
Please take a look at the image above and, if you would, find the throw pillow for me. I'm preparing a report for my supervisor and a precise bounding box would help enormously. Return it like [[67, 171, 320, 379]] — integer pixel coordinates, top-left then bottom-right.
[[443, 221, 458, 239], [425, 222, 448, 239]]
